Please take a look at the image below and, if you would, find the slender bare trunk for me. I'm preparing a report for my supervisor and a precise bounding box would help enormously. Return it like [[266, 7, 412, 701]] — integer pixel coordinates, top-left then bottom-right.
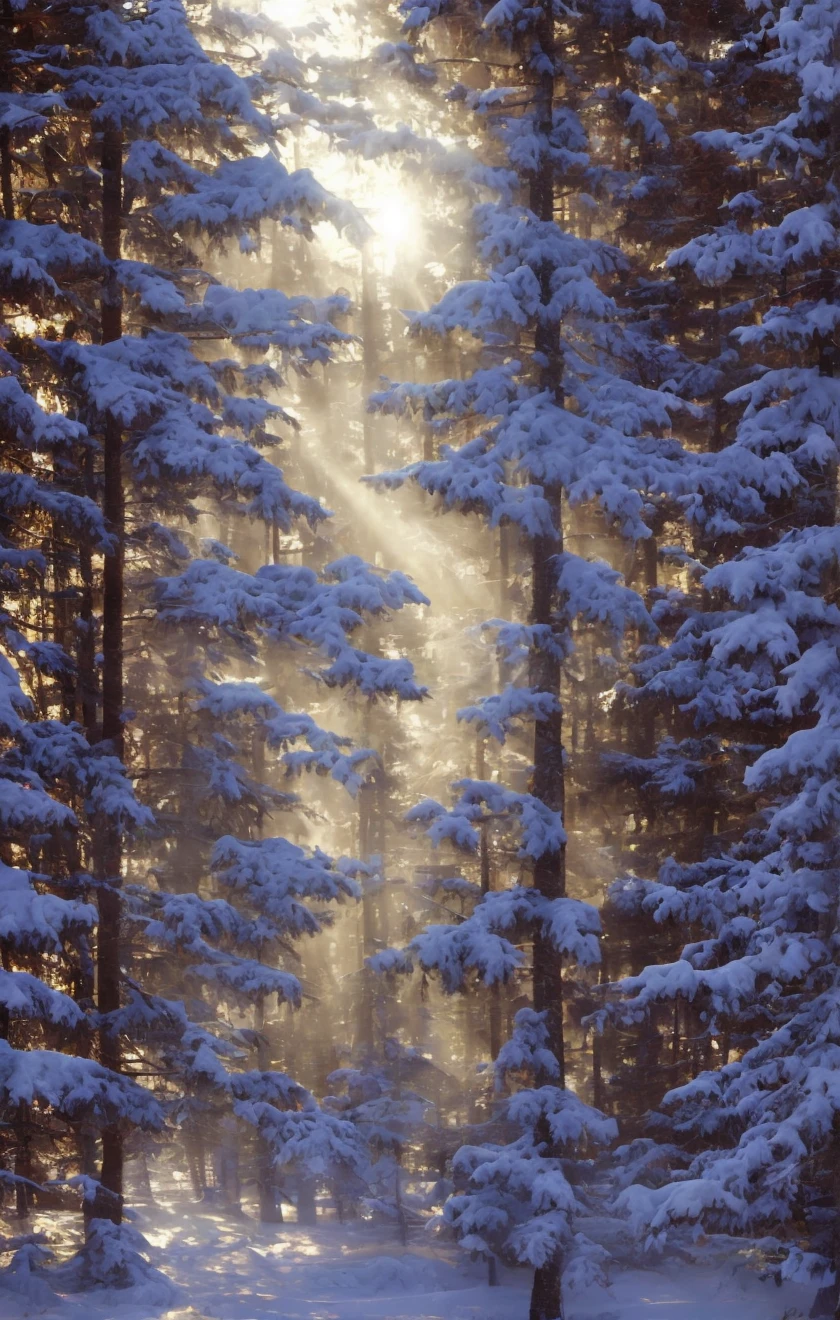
[[255, 999, 283, 1222], [476, 736, 502, 1063], [92, 124, 125, 1226], [357, 775, 377, 1056], [361, 244, 378, 478], [810, 1129, 840, 1317], [592, 938, 609, 1113], [296, 1176, 317, 1226], [14, 1102, 33, 1219], [528, 6, 565, 1317], [0, 125, 13, 221]]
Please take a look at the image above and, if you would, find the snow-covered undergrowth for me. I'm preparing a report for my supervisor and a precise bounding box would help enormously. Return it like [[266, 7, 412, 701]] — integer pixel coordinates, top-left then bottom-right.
[[0, 1205, 820, 1320]]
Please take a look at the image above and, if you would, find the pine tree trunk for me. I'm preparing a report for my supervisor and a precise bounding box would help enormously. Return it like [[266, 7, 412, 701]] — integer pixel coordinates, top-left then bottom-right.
[[528, 4, 565, 1315], [251, 767, 282, 1223], [135, 1151, 153, 1201], [810, 1129, 840, 1317], [499, 524, 510, 611], [254, 1001, 283, 1223], [186, 1134, 206, 1200], [528, 491, 566, 1320], [78, 445, 99, 741], [483, 823, 502, 1064], [361, 243, 378, 479], [14, 1101, 32, 1219], [51, 524, 76, 722], [477, 737, 502, 1063], [530, 504, 565, 1071], [357, 777, 377, 1056], [257, 1157, 283, 1223], [0, 975, 8, 1040], [395, 1166, 408, 1247], [0, 125, 13, 221], [172, 692, 202, 894], [357, 702, 380, 1056], [530, 1260, 562, 1320], [296, 1176, 317, 1226], [629, 536, 657, 758], [592, 942, 608, 1112], [91, 123, 125, 1227]]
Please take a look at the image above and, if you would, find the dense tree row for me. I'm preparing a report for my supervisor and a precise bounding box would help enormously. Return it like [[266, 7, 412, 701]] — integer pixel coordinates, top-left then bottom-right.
[[365, 0, 840, 1315], [0, 0, 433, 1282], [0, 0, 839, 1315]]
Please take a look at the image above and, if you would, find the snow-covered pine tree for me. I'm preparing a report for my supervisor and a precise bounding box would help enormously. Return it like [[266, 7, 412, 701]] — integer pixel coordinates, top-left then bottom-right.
[[322, 1035, 453, 1235], [603, 0, 840, 1309], [208, 0, 512, 1110], [0, 358, 166, 1258], [0, 86, 165, 1238], [1, 0, 431, 1257], [362, 0, 707, 1311], [578, 0, 780, 1122]]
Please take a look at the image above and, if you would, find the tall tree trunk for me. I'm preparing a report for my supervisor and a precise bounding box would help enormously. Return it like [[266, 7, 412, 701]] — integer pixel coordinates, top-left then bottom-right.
[[530, 497, 565, 1071], [528, 489, 566, 1320], [91, 124, 125, 1227], [14, 1102, 33, 1219], [255, 999, 283, 1223], [0, 125, 13, 221], [357, 776, 377, 1057], [77, 446, 99, 741], [296, 1175, 317, 1226], [477, 734, 502, 1289], [357, 701, 382, 1056], [171, 690, 202, 894], [476, 735, 502, 1064], [810, 1126, 840, 1317], [361, 243, 378, 479], [592, 940, 608, 1113], [51, 530, 76, 722], [528, 6, 565, 1317], [185, 1127, 207, 1200]]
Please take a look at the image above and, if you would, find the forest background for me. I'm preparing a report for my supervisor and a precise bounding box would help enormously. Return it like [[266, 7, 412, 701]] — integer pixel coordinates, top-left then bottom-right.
[[1, 0, 839, 1317]]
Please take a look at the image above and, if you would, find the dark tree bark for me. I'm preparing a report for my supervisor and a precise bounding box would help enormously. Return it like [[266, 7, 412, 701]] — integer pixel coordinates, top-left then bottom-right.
[[528, 492, 566, 1320], [255, 1000, 283, 1223], [357, 701, 387, 1056], [476, 735, 502, 1288], [77, 445, 99, 741], [14, 1102, 33, 1219], [528, 6, 566, 1317], [91, 123, 125, 1227], [810, 1127, 840, 1318], [0, 125, 14, 221], [185, 1133, 207, 1200], [296, 1176, 317, 1226], [356, 772, 378, 1057], [476, 736, 502, 1065]]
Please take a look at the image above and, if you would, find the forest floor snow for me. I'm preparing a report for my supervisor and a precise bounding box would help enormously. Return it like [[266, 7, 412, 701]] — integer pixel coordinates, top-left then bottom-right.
[[0, 1204, 821, 1320]]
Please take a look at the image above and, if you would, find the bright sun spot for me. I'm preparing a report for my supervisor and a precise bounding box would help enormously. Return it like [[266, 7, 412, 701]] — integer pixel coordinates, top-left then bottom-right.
[[368, 189, 421, 270], [272, 0, 312, 26]]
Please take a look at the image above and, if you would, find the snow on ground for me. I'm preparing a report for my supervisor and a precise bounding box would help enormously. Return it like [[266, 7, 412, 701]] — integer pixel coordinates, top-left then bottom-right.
[[0, 1206, 820, 1320]]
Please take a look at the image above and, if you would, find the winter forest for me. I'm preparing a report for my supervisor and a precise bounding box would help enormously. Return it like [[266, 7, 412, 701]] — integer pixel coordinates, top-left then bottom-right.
[[0, 0, 839, 1317]]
